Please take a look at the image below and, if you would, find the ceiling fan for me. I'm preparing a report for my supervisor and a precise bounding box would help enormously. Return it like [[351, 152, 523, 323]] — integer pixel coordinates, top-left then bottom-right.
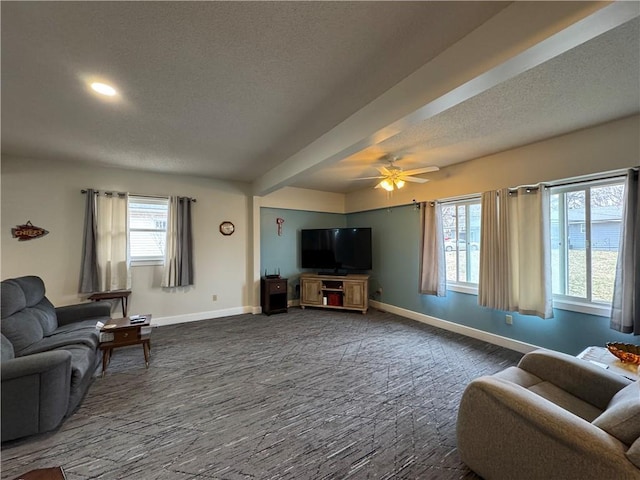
[[355, 154, 440, 191]]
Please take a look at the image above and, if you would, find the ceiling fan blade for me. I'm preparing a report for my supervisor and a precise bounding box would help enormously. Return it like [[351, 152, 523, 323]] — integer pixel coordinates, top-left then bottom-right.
[[402, 176, 429, 184], [401, 166, 440, 176], [377, 166, 391, 175]]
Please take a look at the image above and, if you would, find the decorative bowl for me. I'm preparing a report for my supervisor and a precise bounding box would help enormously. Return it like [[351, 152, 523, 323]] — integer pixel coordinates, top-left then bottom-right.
[[606, 342, 640, 365]]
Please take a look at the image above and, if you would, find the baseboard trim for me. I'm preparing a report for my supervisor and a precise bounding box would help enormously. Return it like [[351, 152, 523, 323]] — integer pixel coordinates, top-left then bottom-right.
[[369, 300, 539, 354], [153, 306, 253, 326]]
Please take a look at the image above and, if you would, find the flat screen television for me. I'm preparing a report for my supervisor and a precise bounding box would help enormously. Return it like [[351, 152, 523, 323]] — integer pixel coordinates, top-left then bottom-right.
[[301, 227, 372, 273]]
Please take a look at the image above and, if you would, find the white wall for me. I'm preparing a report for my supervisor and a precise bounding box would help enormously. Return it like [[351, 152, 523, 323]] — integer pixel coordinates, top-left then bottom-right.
[[1, 156, 252, 324], [261, 186, 345, 213], [346, 115, 640, 212], [3, 114, 638, 324]]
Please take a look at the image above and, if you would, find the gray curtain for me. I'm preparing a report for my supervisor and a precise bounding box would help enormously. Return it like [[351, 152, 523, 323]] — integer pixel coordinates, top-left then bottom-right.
[[419, 202, 446, 296], [79, 189, 99, 293], [611, 169, 640, 334], [162, 196, 194, 287]]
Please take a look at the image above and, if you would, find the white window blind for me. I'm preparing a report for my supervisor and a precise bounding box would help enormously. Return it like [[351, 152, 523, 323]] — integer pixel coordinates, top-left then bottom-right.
[[128, 196, 169, 263]]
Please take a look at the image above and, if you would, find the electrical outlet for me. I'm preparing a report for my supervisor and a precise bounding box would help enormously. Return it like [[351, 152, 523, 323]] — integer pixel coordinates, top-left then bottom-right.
[[376, 287, 383, 295], [505, 314, 513, 325], [212, 294, 218, 301]]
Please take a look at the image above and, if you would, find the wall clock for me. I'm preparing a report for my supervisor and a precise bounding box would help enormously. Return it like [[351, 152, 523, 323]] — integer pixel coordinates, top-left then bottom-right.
[[219, 221, 235, 236]]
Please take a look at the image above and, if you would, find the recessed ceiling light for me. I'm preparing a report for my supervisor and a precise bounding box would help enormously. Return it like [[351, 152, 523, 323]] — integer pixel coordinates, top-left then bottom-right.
[[90, 82, 117, 96]]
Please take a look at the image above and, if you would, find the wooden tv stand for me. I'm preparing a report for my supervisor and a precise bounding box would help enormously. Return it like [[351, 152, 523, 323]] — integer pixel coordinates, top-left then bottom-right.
[[299, 273, 369, 314]]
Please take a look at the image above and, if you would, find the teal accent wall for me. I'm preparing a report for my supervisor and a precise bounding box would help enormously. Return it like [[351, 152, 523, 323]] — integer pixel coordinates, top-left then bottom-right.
[[346, 204, 633, 355], [260, 203, 632, 354], [260, 208, 346, 299]]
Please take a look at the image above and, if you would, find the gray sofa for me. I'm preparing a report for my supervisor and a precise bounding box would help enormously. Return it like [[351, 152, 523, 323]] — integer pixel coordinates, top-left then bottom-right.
[[1, 275, 111, 442], [457, 349, 640, 480]]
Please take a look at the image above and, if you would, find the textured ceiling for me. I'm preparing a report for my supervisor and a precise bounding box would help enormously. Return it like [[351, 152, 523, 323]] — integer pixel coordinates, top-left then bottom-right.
[[1, 1, 507, 181], [297, 16, 640, 192], [1, 2, 638, 194]]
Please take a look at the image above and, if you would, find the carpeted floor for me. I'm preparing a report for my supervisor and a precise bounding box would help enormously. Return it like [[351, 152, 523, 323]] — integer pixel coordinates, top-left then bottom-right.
[[1, 308, 522, 479]]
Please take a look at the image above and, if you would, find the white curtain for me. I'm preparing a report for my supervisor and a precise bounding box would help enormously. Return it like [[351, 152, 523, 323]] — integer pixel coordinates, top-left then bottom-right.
[[610, 169, 640, 334], [478, 190, 511, 310], [162, 196, 194, 288], [478, 187, 553, 319], [420, 202, 446, 296], [96, 193, 131, 291]]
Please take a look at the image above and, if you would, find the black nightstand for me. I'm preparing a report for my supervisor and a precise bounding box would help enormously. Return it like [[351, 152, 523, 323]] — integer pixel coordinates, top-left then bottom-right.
[[261, 277, 288, 315]]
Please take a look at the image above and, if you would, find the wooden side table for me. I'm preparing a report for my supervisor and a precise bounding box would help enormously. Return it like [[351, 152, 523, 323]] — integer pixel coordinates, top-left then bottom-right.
[[99, 315, 152, 376], [88, 289, 131, 317], [261, 277, 288, 315], [577, 346, 638, 381]]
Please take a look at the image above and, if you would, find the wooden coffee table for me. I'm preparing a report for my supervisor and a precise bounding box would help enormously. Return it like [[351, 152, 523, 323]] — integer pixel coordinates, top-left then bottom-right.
[[99, 314, 152, 376]]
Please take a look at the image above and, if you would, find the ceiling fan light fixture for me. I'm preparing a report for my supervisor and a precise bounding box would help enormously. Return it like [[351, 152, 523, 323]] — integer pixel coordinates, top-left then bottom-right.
[[357, 154, 438, 192], [380, 179, 394, 191]]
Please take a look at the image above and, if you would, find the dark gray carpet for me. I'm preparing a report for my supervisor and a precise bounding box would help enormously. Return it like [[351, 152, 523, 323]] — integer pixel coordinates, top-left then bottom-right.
[[1, 308, 522, 479]]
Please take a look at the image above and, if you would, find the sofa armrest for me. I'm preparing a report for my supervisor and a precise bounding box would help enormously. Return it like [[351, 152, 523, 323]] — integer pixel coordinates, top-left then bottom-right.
[[457, 376, 637, 480], [1, 351, 72, 442], [518, 349, 631, 410], [56, 301, 111, 326], [1, 350, 71, 380]]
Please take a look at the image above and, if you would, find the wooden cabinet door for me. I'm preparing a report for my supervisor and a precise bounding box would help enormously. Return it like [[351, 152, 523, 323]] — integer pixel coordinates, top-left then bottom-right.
[[343, 281, 365, 309], [301, 278, 323, 305]]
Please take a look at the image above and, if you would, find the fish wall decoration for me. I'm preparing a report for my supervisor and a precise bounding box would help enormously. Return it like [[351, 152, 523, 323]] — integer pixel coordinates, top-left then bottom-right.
[[11, 221, 49, 241]]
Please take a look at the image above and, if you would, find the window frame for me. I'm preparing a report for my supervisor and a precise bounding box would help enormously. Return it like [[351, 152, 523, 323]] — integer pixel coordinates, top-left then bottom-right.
[[442, 198, 481, 294], [128, 195, 169, 266], [550, 178, 624, 317]]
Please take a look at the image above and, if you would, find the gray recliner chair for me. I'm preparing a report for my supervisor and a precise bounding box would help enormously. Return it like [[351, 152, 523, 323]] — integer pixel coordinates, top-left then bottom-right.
[[1, 276, 111, 442], [457, 349, 640, 480]]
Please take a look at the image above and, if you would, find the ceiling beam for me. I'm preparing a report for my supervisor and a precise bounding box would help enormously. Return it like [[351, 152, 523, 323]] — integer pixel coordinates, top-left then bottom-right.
[[252, 1, 637, 197]]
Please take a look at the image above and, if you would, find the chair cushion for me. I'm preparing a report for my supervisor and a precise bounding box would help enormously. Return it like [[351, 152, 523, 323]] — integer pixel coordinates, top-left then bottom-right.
[[528, 381, 602, 422], [1, 334, 15, 361], [13, 276, 46, 307], [1, 309, 45, 356], [1, 276, 59, 353], [1, 280, 26, 319], [592, 381, 640, 446], [14, 277, 58, 335], [31, 297, 58, 336], [20, 325, 100, 356]]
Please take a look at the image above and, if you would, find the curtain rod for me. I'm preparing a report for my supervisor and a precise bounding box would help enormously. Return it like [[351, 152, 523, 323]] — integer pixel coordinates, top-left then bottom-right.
[[81, 190, 196, 202], [495, 171, 632, 196], [418, 169, 636, 205], [542, 170, 633, 190], [436, 193, 481, 205]]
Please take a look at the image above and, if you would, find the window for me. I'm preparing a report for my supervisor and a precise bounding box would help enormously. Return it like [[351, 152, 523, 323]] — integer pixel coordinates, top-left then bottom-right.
[[550, 179, 624, 309], [128, 196, 169, 264], [442, 199, 481, 288]]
